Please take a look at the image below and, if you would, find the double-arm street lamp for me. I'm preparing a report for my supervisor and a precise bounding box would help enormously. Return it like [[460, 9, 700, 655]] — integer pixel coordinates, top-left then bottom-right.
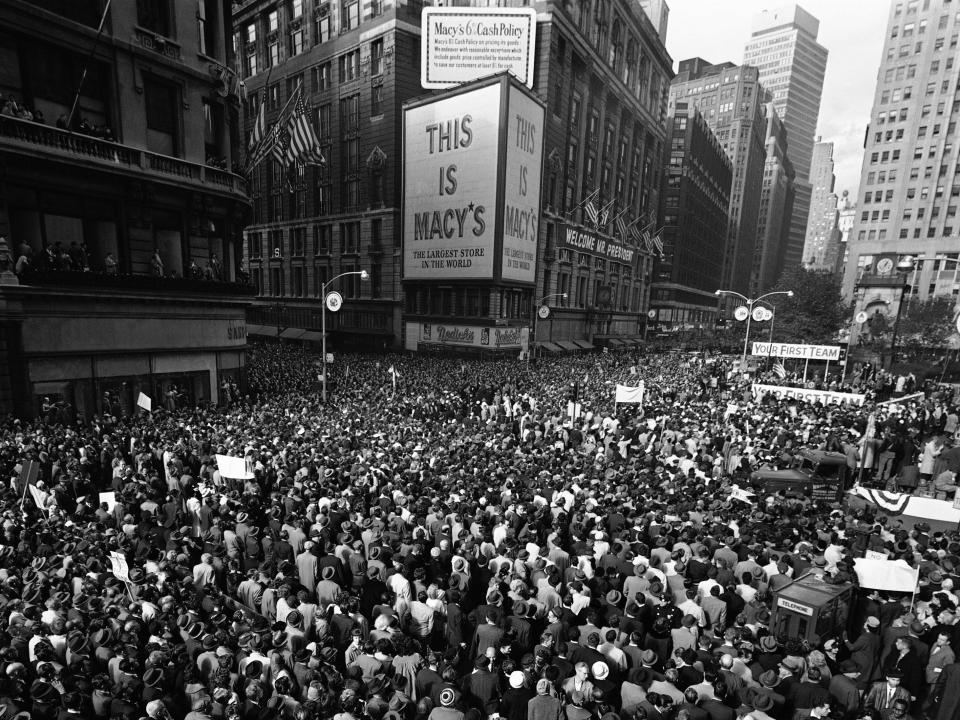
[[715, 289, 794, 370], [321, 269, 368, 402]]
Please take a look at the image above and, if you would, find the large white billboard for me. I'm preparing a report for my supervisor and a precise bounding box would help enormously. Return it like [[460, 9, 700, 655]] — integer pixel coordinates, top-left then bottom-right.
[[421, 7, 537, 90], [500, 84, 543, 284], [403, 84, 500, 280]]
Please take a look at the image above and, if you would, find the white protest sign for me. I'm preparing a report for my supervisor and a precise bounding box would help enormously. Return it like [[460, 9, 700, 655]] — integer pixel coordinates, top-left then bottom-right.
[[615, 383, 645, 404], [215, 454, 251, 479], [109, 551, 130, 582], [99, 491, 117, 512], [137, 392, 152, 412], [853, 558, 919, 592]]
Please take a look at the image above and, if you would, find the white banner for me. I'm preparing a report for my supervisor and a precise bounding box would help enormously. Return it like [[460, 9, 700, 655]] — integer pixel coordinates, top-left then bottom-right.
[[615, 383, 645, 404], [853, 558, 919, 592], [752, 342, 840, 360], [752, 383, 865, 406], [137, 392, 152, 412], [215, 454, 251, 479]]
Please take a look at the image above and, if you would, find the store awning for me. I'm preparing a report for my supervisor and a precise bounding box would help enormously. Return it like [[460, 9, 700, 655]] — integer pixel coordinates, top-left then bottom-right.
[[537, 342, 564, 353], [247, 324, 277, 338], [299, 330, 325, 342], [555, 341, 580, 352], [571, 339, 594, 350], [608, 338, 628, 348], [279, 328, 306, 340]]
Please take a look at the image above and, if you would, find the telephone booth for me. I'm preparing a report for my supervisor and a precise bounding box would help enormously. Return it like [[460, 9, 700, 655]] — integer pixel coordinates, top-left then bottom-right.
[[770, 573, 854, 643]]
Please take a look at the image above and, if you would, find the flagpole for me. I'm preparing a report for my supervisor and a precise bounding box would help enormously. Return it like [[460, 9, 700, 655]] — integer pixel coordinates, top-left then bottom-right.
[[66, 0, 112, 129], [247, 78, 302, 173], [565, 188, 599, 217]]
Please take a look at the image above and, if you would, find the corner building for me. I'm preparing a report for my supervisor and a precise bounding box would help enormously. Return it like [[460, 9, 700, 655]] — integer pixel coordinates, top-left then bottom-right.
[[842, 0, 960, 310], [0, 0, 252, 418], [236, 0, 671, 351]]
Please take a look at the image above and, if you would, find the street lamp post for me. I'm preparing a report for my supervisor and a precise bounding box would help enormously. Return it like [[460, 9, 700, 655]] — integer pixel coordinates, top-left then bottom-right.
[[886, 257, 924, 369], [715, 289, 794, 370], [531, 292, 568, 361], [321, 269, 368, 402]]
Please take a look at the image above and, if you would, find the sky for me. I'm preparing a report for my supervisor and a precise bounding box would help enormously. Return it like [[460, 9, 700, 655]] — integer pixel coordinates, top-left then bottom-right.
[[664, 0, 890, 198]]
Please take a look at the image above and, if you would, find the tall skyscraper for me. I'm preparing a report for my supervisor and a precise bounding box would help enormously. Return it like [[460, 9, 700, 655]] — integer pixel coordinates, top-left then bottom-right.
[[803, 139, 841, 270], [652, 102, 732, 331], [754, 101, 795, 294], [744, 4, 828, 271], [669, 60, 768, 296], [841, 0, 960, 304]]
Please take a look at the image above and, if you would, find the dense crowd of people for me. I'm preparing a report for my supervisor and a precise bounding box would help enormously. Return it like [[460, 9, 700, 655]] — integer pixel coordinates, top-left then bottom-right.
[[0, 343, 959, 720]]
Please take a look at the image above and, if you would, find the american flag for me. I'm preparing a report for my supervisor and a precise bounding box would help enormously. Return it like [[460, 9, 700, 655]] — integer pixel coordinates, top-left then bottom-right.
[[652, 232, 664, 255], [286, 93, 326, 166], [584, 200, 599, 226], [616, 214, 628, 240], [272, 126, 290, 167], [773, 361, 787, 379], [248, 92, 266, 150]]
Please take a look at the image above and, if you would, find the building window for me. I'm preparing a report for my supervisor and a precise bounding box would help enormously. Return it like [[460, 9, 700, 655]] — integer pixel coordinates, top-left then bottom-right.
[[371, 85, 383, 116], [339, 94, 360, 133], [341, 263, 360, 298], [269, 38, 280, 66], [249, 232, 263, 259], [317, 103, 331, 138], [197, 0, 217, 56], [371, 38, 384, 76], [342, 0, 359, 31], [341, 179, 360, 211], [314, 183, 331, 215], [370, 263, 382, 298], [290, 27, 305, 56], [292, 266, 305, 297], [291, 227, 306, 257], [313, 264, 329, 297], [268, 10, 279, 32], [137, 0, 172, 38], [312, 63, 331, 92], [144, 75, 179, 156], [246, 52, 258, 78], [341, 138, 359, 173], [270, 267, 284, 297], [315, 10, 331, 43], [291, 0, 303, 18], [313, 225, 331, 254], [201, 99, 224, 161], [339, 50, 360, 83]]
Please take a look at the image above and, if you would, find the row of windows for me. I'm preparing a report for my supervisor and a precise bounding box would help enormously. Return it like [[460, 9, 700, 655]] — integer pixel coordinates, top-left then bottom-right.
[[247, 218, 390, 260], [886, 32, 954, 61], [890, 11, 960, 39], [250, 261, 381, 300], [238, 1, 390, 77]]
